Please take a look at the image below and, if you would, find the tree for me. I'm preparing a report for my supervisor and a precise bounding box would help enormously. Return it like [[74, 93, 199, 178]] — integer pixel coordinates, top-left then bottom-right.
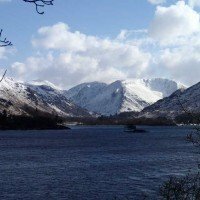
[[160, 174, 200, 200], [0, 0, 54, 81], [22, 0, 54, 15], [0, 30, 12, 47], [0, 0, 54, 46], [159, 96, 200, 199]]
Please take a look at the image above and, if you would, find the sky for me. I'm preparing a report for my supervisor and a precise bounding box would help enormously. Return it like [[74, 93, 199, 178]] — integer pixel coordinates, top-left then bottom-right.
[[0, 0, 200, 88]]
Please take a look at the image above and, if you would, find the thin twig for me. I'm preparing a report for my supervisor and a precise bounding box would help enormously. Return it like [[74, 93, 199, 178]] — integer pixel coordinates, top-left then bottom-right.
[[23, 0, 54, 14], [0, 70, 7, 83], [0, 30, 12, 47]]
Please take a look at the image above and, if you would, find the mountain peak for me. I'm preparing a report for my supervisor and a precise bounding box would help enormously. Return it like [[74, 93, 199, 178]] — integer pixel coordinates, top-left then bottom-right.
[[65, 78, 183, 116]]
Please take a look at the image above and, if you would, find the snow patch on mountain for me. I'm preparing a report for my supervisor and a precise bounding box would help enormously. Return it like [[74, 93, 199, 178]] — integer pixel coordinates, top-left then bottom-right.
[[28, 79, 61, 90], [65, 78, 184, 116], [0, 77, 90, 117], [140, 82, 200, 119]]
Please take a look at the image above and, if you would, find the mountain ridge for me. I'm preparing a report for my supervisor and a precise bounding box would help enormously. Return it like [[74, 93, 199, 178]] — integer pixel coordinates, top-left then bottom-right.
[[65, 78, 185, 116], [0, 77, 90, 118], [139, 82, 200, 119]]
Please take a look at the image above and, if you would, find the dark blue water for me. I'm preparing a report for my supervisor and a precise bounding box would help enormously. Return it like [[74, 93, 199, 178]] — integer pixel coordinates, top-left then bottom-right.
[[0, 126, 198, 200]]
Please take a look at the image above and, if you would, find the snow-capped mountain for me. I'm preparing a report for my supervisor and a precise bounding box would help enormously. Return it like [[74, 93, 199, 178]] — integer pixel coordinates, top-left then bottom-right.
[[65, 78, 184, 116], [0, 78, 90, 117], [140, 82, 200, 119], [27, 79, 61, 90]]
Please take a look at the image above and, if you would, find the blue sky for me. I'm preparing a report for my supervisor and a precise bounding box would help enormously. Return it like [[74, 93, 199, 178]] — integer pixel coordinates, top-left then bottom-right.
[[0, 0, 200, 88], [0, 0, 155, 51]]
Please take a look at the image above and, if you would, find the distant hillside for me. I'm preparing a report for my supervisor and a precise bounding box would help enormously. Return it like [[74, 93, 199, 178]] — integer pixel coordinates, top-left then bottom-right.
[[140, 82, 200, 119], [0, 77, 91, 118]]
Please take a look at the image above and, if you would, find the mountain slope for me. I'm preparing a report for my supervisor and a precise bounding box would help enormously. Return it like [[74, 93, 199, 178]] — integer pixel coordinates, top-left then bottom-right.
[[140, 82, 200, 119], [65, 78, 184, 116], [66, 81, 107, 108], [0, 78, 90, 117], [27, 79, 61, 90]]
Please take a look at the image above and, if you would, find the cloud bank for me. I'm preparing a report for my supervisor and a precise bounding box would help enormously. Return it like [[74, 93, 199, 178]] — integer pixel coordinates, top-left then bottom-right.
[[8, 1, 200, 88], [11, 23, 151, 88]]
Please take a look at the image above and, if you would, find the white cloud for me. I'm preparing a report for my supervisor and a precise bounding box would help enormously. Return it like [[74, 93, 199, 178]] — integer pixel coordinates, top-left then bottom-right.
[[117, 30, 129, 41], [147, 0, 166, 5], [12, 23, 151, 88], [0, 48, 6, 59], [145, 1, 200, 85], [11, 62, 26, 76], [149, 1, 200, 42], [9, 0, 200, 88], [158, 46, 200, 85], [188, 0, 200, 8], [117, 29, 148, 41], [32, 23, 87, 52], [0, 46, 15, 60]]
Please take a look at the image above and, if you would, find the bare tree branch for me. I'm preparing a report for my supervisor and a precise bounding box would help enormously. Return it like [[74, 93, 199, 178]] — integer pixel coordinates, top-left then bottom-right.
[[0, 1, 54, 47], [176, 93, 200, 147], [160, 97, 200, 199], [177, 95, 199, 121], [0, 30, 12, 47], [23, 0, 54, 14], [0, 70, 7, 83], [0, 1, 54, 82], [0, 30, 10, 83]]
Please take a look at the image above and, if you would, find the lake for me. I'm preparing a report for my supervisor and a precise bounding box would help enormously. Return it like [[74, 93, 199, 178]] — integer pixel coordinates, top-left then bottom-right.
[[0, 126, 198, 200]]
